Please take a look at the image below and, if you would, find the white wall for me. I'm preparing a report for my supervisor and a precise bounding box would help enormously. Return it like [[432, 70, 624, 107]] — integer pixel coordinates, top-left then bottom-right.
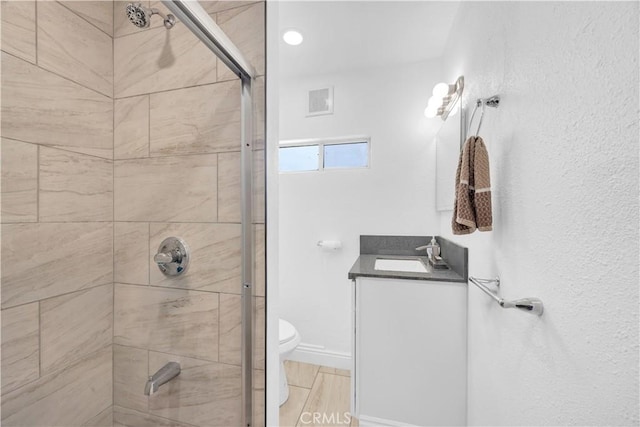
[[278, 61, 443, 367], [438, 2, 639, 425]]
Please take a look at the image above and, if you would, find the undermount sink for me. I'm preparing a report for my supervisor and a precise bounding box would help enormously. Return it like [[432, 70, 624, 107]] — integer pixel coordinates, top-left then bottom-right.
[[374, 258, 428, 273]]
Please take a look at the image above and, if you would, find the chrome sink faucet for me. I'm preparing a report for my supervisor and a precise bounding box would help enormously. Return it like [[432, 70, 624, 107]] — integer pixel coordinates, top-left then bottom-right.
[[144, 362, 181, 396]]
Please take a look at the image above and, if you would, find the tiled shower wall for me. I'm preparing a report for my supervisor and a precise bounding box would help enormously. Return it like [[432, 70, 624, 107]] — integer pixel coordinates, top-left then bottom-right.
[[1, 0, 265, 426], [111, 1, 265, 425], [1, 1, 115, 426]]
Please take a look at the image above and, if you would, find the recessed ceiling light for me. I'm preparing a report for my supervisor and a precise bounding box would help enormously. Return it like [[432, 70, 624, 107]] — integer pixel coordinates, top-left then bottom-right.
[[283, 30, 303, 46]]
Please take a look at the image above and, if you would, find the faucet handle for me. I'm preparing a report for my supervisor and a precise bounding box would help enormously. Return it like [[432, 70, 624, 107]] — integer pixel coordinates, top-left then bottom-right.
[[153, 252, 174, 264], [415, 245, 432, 251]]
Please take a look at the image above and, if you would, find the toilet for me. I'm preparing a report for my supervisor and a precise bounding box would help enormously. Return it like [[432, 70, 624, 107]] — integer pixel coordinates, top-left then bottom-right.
[[279, 318, 301, 406]]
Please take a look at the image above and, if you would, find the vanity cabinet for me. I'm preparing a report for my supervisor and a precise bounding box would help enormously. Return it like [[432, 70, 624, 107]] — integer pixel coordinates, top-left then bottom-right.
[[352, 277, 467, 426]]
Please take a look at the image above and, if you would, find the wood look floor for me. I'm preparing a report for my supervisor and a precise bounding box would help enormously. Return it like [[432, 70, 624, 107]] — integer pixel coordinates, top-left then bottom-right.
[[280, 361, 358, 427]]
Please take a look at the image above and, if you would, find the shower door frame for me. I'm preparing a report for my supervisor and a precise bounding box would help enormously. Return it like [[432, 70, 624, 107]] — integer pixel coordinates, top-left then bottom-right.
[[161, 2, 258, 425]]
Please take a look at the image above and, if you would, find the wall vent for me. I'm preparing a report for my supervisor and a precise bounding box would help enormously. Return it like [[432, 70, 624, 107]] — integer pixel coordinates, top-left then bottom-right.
[[307, 87, 333, 117]]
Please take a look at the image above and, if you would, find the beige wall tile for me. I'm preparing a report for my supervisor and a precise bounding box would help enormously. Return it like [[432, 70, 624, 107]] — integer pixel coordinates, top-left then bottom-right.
[[60, 1, 114, 36], [1, 138, 37, 223], [37, 1, 113, 96], [219, 293, 241, 365], [114, 284, 219, 361], [298, 373, 351, 427], [115, 222, 150, 285], [200, 0, 258, 14], [1, 347, 112, 427], [0, 1, 36, 63], [114, 155, 217, 222], [114, 24, 217, 98], [113, 345, 149, 412], [1, 52, 113, 159], [254, 76, 265, 151], [284, 361, 320, 389], [253, 368, 266, 427], [150, 81, 240, 156], [253, 149, 265, 223], [40, 284, 113, 375], [149, 223, 241, 294], [1, 223, 113, 308], [218, 151, 241, 223], [217, 3, 265, 81], [83, 406, 113, 427], [39, 147, 113, 222], [279, 385, 310, 427], [254, 296, 265, 369], [1, 303, 39, 394], [115, 95, 150, 159], [148, 351, 241, 426], [113, 405, 194, 427], [254, 224, 265, 296]]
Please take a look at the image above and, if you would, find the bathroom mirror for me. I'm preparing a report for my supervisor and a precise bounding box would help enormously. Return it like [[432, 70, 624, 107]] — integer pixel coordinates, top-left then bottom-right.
[[435, 98, 465, 211]]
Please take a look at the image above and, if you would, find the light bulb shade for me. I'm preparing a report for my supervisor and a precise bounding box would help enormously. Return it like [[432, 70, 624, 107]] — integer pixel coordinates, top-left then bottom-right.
[[283, 30, 303, 45], [424, 106, 438, 118], [432, 82, 452, 98], [427, 95, 442, 109]]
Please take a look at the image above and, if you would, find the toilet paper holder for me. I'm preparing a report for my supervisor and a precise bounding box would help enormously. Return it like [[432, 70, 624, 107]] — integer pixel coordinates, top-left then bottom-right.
[[317, 240, 342, 250]]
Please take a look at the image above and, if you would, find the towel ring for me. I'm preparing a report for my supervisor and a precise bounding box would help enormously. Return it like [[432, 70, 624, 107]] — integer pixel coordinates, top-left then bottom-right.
[[467, 95, 500, 137]]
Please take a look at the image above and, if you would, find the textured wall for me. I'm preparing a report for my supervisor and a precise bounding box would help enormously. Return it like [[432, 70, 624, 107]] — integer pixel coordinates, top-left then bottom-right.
[[437, 2, 639, 425], [279, 62, 442, 366], [1, 1, 114, 425]]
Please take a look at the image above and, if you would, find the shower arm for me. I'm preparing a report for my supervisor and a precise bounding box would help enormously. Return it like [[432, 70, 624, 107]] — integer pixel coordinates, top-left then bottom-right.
[[150, 7, 176, 28]]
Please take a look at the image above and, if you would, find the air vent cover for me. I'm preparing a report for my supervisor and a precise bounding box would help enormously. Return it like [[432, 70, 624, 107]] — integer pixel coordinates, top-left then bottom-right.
[[307, 87, 333, 116]]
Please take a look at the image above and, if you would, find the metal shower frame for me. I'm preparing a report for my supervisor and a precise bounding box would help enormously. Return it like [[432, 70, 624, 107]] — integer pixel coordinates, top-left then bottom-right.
[[161, 1, 257, 425]]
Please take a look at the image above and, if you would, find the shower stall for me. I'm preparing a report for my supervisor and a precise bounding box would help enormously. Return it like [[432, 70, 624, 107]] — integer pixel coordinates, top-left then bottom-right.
[[0, 0, 266, 425]]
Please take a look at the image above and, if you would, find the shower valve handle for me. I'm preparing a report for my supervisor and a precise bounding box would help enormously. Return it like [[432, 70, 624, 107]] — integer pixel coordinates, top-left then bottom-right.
[[154, 251, 176, 264], [152, 237, 190, 277]]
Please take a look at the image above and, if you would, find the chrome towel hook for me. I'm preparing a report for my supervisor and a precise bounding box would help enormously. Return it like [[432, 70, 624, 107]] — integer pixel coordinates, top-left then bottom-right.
[[467, 95, 500, 137]]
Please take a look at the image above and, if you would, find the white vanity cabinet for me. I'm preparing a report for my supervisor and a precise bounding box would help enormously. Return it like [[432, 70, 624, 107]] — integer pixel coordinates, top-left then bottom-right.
[[351, 277, 467, 426]]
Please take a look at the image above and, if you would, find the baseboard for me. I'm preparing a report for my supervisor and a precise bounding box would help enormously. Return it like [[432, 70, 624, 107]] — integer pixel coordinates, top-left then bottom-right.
[[357, 414, 420, 427], [289, 343, 351, 370]]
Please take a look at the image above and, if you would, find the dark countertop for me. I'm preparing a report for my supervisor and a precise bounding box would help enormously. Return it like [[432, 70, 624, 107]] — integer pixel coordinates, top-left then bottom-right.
[[348, 235, 468, 283], [348, 254, 466, 283]]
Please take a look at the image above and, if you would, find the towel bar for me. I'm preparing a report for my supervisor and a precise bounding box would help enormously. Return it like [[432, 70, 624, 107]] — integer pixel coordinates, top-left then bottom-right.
[[469, 276, 544, 316], [467, 95, 500, 137]]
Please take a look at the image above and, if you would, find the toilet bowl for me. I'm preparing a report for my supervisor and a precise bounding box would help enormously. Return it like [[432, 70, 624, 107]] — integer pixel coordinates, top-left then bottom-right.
[[279, 318, 301, 406]]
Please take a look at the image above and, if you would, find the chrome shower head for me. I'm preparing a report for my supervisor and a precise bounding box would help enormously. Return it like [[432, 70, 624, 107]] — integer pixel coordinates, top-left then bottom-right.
[[126, 3, 176, 29]]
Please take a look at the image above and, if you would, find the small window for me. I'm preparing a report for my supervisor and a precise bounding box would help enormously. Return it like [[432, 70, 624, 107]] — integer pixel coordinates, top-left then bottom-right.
[[279, 145, 319, 172], [324, 142, 368, 169], [279, 136, 370, 173]]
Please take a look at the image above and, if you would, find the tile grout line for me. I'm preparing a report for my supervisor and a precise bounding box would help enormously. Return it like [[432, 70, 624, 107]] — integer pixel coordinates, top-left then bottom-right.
[[3, 281, 114, 312], [37, 301, 41, 379], [36, 144, 40, 222], [34, 0, 38, 65], [2, 50, 112, 100], [55, 1, 114, 39]]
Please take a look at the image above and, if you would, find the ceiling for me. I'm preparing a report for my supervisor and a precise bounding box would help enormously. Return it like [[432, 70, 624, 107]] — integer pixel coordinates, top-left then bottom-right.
[[278, 1, 461, 78]]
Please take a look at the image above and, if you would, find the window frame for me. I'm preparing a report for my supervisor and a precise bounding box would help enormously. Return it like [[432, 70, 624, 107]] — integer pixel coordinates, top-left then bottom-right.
[[278, 135, 371, 174]]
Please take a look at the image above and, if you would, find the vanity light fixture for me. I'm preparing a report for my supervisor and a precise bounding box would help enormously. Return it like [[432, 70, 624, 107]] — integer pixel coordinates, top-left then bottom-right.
[[283, 29, 303, 46], [424, 76, 464, 120]]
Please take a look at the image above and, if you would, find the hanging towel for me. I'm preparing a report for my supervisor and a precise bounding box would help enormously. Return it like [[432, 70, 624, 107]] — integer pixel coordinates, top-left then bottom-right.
[[452, 136, 493, 234]]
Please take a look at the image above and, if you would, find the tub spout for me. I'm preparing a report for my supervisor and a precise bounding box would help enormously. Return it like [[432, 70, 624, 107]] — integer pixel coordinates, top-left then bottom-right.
[[144, 362, 180, 396]]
